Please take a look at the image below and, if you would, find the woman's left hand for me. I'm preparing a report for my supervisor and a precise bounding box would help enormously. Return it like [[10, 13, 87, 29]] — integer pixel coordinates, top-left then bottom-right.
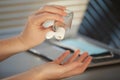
[[31, 50, 92, 80]]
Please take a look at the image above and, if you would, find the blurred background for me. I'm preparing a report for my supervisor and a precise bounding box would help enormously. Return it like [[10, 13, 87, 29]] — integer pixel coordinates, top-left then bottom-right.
[[0, 0, 89, 38], [0, 0, 120, 80]]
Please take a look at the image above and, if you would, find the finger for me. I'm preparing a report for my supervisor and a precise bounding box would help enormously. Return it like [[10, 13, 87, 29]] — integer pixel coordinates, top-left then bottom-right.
[[64, 50, 80, 64], [77, 52, 88, 62], [59, 56, 92, 77], [80, 56, 92, 71], [54, 50, 70, 64], [60, 57, 92, 78], [35, 6, 67, 16], [30, 13, 64, 26], [42, 27, 53, 34], [45, 5, 66, 10]]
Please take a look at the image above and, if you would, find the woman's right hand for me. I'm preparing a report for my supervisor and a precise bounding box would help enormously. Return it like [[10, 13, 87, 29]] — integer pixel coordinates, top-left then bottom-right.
[[18, 5, 67, 50]]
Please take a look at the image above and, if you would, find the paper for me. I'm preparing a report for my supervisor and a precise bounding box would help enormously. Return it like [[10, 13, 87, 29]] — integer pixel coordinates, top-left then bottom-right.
[[60, 39, 108, 55]]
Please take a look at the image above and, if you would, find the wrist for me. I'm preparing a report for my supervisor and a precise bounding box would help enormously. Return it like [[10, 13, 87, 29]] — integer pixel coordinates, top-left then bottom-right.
[[17, 35, 31, 51], [18, 32, 40, 50], [29, 67, 46, 80]]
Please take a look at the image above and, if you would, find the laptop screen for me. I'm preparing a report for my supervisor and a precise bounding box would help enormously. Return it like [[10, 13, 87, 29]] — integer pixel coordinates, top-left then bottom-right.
[[78, 0, 120, 51]]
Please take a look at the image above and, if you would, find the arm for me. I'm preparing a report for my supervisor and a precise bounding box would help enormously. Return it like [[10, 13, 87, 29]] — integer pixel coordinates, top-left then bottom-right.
[[3, 50, 92, 80], [0, 36, 28, 61], [1, 5, 92, 80], [0, 5, 66, 61]]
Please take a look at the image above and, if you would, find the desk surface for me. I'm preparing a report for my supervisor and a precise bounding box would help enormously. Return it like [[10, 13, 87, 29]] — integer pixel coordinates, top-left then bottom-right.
[[0, 33, 120, 80], [0, 50, 120, 80]]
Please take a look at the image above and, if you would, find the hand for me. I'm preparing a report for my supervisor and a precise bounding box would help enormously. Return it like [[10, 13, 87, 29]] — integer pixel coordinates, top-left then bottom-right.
[[4, 50, 92, 80], [32, 50, 92, 80], [18, 5, 67, 49]]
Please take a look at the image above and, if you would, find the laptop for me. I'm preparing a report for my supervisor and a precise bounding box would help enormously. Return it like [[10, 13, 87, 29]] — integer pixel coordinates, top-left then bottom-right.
[[29, 0, 120, 67]]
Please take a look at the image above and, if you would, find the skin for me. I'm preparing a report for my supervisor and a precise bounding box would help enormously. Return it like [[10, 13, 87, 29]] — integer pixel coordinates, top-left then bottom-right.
[[0, 5, 92, 80]]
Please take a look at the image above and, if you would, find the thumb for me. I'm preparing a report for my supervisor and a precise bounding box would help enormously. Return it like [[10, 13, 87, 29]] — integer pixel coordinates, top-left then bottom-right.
[[62, 62, 79, 72], [44, 27, 53, 33]]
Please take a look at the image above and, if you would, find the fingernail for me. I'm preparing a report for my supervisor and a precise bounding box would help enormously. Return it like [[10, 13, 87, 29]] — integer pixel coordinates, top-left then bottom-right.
[[74, 49, 80, 53], [79, 51, 88, 55], [77, 49, 80, 52], [83, 52, 88, 55]]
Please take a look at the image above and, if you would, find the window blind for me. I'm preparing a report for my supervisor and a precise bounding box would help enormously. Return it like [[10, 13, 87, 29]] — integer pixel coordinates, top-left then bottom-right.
[[0, 0, 89, 35]]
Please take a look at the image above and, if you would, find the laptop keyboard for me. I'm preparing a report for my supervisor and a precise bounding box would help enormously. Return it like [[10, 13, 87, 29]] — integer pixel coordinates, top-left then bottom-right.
[[92, 53, 120, 63]]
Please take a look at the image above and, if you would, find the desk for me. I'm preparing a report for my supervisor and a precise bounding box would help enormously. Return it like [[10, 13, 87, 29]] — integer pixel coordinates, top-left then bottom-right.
[[0, 33, 120, 80], [0, 47, 120, 80]]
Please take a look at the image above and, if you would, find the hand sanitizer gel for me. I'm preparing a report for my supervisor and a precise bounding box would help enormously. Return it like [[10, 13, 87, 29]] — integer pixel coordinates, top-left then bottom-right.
[[42, 9, 73, 40]]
